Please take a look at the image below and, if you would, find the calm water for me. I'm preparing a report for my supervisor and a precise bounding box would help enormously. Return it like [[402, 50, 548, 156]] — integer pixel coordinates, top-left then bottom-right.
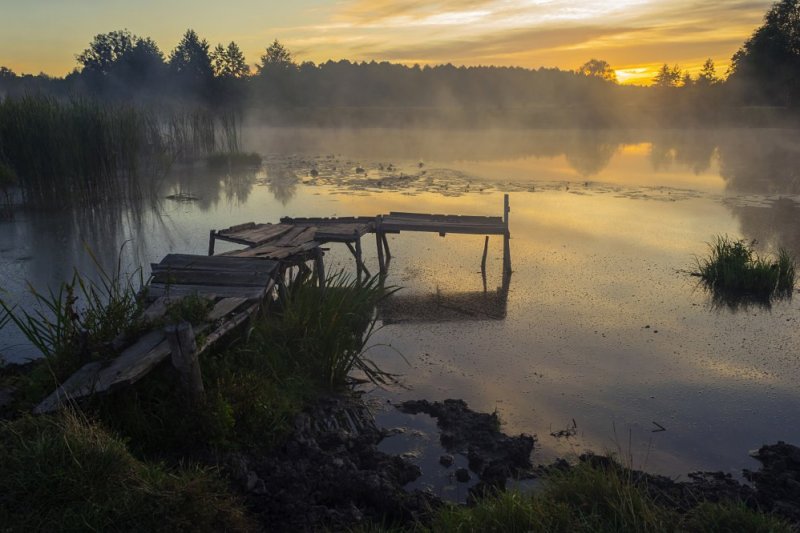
[[1, 128, 799, 479]]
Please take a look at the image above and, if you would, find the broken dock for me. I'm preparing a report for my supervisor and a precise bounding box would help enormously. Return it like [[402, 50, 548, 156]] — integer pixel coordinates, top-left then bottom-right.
[[35, 194, 512, 413]]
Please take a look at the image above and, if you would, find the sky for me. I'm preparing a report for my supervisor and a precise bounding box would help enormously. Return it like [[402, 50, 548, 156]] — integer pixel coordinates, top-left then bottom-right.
[[0, 0, 775, 85]]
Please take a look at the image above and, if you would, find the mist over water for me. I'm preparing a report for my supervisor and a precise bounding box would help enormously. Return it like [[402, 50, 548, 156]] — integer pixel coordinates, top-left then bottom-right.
[[1, 126, 799, 478]]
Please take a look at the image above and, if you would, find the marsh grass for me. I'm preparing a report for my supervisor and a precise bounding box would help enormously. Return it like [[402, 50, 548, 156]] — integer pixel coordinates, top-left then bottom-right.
[[0, 244, 146, 388], [264, 271, 400, 390], [693, 235, 796, 306], [0, 96, 249, 209], [0, 410, 255, 531], [423, 461, 793, 533]]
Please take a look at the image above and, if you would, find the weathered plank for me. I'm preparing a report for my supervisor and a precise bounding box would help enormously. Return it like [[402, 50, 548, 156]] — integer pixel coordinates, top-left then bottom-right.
[[157, 254, 280, 273], [379, 219, 507, 235], [33, 330, 170, 413], [148, 284, 265, 300], [198, 302, 259, 354], [387, 212, 504, 223], [151, 269, 272, 287], [206, 297, 248, 322]]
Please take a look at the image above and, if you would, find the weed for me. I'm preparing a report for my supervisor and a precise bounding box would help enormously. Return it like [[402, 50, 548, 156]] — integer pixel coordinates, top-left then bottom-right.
[[693, 235, 796, 307]]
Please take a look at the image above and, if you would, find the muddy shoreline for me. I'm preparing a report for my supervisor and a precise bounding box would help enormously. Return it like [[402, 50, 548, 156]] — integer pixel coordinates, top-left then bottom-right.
[[231, 395, 800, 531]]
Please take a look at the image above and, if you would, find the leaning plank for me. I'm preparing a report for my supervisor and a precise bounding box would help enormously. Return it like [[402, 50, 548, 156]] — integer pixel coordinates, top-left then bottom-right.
[[206, 297, 248, 322], [33, 330, 168, 414], [198, 302, 260, 354], [33, 362, 104, 414]]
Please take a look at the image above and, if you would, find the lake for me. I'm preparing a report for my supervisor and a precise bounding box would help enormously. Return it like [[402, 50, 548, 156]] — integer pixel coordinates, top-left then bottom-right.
[[1, 127, 798, 481]]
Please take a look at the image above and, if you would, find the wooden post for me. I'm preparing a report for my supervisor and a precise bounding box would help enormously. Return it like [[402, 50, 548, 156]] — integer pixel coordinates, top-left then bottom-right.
[[382, 233, 391, 260], [354, 231, 363, 282], [481, 235, 489, 273], [165, 321, 205, 405], [208, 230, 216, 256], [503, 193, 512, 275], [376, 231, 386, 276], [315, 249, 326, 291]]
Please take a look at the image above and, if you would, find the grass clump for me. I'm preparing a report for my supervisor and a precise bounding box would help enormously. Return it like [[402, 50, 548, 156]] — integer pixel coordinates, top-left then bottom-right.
[[425, 461, 793, 533], [693, 235, 795, 306], [0, 410, 255, 532]]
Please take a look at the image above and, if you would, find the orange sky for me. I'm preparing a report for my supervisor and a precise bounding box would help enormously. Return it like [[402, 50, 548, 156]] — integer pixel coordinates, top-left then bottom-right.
[[0, 0, 774, 85]]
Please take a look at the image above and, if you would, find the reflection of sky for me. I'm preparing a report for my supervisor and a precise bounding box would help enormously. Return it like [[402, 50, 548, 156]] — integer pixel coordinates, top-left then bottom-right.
[[2, 128, 799, 478]]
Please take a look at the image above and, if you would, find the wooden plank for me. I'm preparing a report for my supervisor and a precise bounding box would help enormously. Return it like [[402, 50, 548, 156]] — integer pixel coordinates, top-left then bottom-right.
[[206, 297, 248, 322], [148, 284, 265, 300], [281, 216, 376, 225], [198, 302, 259, 354], [234, 224, 293, 244], [379, 221, 507, 235], [33, 330, 170, 413], [33, 362, 104, 413], [156, 254, 279, 274], [151, 269, 272, 287], [387, 212, 504, 223]]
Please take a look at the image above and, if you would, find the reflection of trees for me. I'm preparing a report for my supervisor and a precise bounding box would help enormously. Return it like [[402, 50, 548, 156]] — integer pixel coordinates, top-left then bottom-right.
[[266, 164, 298, 205], [718, 131, 800, 194], [563, 133, 618, 177], [161, 165, 257, 210], [648, 131, 717, 174], [731, 198, 800, 259]]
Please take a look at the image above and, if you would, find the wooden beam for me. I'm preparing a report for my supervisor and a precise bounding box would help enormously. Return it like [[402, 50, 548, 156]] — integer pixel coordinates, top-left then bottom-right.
[[481, 236, 489, 273], [208, 230, 216, 256]]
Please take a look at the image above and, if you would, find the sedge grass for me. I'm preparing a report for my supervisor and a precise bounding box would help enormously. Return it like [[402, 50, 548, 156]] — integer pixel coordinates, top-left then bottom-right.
[[693, 235, 796, 306], [0, 410, 255, 531], [424, 460, 793, 533]]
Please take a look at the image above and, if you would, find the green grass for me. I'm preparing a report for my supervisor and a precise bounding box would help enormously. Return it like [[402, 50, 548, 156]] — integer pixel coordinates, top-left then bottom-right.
[[693, 235, 796, 305], [420, 461, 793, 533], [0, 410, 255, 532]]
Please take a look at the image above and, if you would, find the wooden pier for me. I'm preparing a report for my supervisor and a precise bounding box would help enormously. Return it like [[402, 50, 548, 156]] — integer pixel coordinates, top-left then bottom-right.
[[35, 195, 512, 413]]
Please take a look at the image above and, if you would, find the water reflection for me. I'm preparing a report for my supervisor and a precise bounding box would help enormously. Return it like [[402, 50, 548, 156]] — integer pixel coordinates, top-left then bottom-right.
[[264, 163, 299, 205]]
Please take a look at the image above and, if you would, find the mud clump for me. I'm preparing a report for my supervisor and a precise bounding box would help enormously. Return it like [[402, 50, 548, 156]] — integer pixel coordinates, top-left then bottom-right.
[[228, 396, 440, 532], [399, 399, 535, 497]]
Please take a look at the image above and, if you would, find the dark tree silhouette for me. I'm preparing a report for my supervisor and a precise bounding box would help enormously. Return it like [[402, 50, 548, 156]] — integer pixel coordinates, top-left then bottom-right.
[[696, 58, 719, 86], [729, 0, 800, 106], [257, 40, 295, 74], [653, 64, 682, 87], [577, 59, 617, 82], [169, 29, 214, 97], [211, 42, 250, 79]]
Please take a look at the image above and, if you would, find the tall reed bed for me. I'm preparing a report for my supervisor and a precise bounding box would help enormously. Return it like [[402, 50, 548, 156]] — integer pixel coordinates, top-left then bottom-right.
[[0, 96, 246, 209]]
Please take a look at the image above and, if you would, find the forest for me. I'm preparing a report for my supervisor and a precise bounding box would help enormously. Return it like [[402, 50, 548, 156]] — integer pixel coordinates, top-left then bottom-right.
[[1, 0, 800, 128]]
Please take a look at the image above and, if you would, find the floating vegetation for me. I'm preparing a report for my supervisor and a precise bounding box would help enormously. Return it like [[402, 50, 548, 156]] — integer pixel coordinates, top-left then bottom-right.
[[693, 235, 795, 308]]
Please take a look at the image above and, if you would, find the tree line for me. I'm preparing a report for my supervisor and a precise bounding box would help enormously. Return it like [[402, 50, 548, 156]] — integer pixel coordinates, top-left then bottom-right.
[[0, 0, 798, 120]]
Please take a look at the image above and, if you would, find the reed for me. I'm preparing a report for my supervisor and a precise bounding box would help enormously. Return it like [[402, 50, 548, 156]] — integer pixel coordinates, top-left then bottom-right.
[[693, 235, 796, 304], [0, 96, 249, 209]]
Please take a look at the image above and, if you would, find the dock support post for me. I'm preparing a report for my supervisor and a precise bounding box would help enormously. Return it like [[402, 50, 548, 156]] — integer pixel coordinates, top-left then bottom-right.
[[481, 235, 489, 273], [382, 233, 391, 260], [314, 249, 326, 291], [355, 235, 364, 282], [376, 231, 386, 276], [165, 322, 205, 405], [503, 193, 512, 275], [208, 230, 216, 256]]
